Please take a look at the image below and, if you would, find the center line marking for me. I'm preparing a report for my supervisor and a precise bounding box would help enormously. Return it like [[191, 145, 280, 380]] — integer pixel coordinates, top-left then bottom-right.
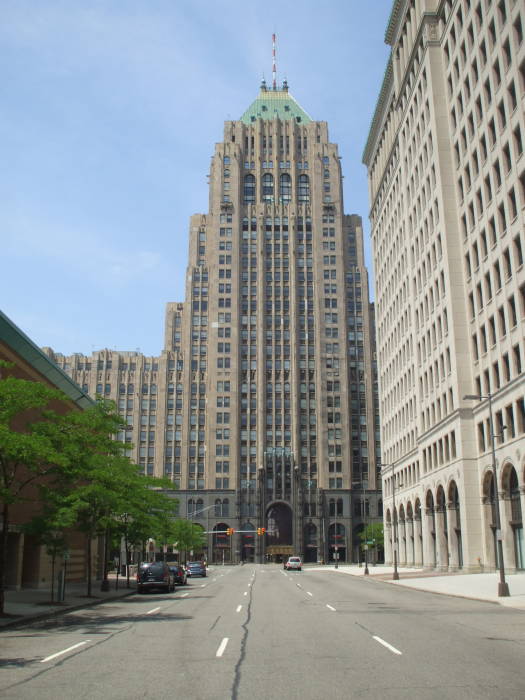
[[326, 604, 336, 612], [216, 637, 229, 657], [41, 641, 90, 663], [307, 592, 313, 596], [146, 607, 161, 615], [373, 636, 402, 655], [236, 605, 242, 612]]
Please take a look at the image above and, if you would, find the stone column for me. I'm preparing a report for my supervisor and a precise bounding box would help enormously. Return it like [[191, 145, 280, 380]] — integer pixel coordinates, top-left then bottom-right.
[[435, 507, 449, 571], [384, 521, 393, 566], [500, 491, 516, 573], [446, 503, 460, 571], [414, 514, 423, 567], [406, 517, 415, 566], [422, 509, 436, 569]]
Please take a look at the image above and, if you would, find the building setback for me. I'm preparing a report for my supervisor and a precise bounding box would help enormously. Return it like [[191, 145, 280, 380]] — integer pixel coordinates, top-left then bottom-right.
[[46, 79, 381, 564], [363, 0, 525, 572]]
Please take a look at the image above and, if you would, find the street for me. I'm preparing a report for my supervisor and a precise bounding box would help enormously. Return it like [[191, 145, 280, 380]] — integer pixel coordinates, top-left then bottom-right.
[[1, 565, 524, 699]]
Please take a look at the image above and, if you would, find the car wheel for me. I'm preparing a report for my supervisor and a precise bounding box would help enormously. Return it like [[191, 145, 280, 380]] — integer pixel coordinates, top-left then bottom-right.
[[137, 586, 144, 594]]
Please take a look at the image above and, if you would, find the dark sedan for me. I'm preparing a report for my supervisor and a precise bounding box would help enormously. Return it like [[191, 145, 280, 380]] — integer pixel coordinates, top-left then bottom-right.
[[185, 561, 206, 577], [169, 564, 188, 586]]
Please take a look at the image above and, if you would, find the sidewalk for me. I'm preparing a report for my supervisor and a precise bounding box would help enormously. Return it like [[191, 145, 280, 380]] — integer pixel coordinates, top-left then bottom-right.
[[312, 563, 525, 610], [0, 573, 136, 629]]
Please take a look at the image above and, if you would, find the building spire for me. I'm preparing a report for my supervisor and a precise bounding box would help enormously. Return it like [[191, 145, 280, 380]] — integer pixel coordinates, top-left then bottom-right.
[[272, 33, 277, 90]]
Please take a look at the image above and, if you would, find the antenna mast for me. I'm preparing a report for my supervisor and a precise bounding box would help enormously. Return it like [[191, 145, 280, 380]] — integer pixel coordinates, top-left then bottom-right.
[[272, 33, 277, 90]]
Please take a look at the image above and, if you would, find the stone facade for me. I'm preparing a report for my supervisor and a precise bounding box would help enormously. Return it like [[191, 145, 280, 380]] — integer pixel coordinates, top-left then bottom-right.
[[363, 0, 525, 572]]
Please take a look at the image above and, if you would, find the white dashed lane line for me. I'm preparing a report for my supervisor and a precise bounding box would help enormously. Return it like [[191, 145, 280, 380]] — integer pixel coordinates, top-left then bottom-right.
[[243, 591, 248, 596], [236, 605, 242, 613], [180, 592, 188, 597], [326, 604, 336, 612], [216, 637, 229, 658], [307, 592, 313, 597], [146, 607, 161, 615], [373, 636, 402, 656], [41, 641, 90, 663]]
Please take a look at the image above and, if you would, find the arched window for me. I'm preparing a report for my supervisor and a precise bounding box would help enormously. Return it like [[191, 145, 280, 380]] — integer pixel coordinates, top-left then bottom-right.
[[244, 175, 256, 204], [188, 498, 195, 517], [150, 384, 157, 395], [329, 498, 335, 516], [280, 173, 291, 203], [214, 499, 222, 517], [222, 498, 230, 516], [298, 174, 310, 202], [262, 173, 274, 201], [127, 383, 134, 394]]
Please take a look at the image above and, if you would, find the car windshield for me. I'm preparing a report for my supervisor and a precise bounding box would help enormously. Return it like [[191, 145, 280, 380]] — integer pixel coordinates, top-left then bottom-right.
[[289, 558, 300, 562]]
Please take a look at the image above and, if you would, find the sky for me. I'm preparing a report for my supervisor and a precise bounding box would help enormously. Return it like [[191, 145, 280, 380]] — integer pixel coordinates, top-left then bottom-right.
[[1, 0, 393, 357]]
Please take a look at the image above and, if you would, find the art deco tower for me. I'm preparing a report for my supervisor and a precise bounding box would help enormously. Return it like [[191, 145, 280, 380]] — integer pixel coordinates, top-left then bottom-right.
[[162, 78, 381, 563]]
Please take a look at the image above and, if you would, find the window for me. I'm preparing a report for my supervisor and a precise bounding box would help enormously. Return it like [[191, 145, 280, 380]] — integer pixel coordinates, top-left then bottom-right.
[[280, 173, 291, 203], [262, 173, 274, 201], [297, 175, 310, 203], [244, 175, 256, 204]]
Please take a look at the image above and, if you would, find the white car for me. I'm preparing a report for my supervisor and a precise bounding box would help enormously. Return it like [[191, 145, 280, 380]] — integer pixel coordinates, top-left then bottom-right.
[[284, 556, 302, 571]]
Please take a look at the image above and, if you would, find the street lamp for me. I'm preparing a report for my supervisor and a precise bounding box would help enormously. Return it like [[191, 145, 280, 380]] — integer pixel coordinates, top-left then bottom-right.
[[464, 393, 510, 597]]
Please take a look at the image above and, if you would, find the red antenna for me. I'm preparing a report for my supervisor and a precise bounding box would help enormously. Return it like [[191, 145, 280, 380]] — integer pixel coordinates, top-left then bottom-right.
[[272, 33, 277, 90]]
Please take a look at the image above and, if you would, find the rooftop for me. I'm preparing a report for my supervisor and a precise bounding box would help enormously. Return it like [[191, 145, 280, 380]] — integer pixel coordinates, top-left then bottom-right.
[[240, 81, 312, 125]]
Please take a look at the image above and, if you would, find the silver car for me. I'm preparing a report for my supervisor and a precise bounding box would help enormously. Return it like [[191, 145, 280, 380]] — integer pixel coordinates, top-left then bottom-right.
[[284, 556, 302, 571]]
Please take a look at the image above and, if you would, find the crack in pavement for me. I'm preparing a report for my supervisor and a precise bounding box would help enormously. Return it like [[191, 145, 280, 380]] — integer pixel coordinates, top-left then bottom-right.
[[230, 569, 255, 700]]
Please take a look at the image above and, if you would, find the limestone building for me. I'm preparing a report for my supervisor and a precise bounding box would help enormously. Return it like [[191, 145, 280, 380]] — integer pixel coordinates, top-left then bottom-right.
[[46, 80, 381, 564], [363, 0, 525, 572]]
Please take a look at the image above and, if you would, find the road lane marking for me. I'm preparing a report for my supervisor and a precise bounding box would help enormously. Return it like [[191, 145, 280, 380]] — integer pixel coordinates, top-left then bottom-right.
[[41, 641, 90, 663], [326, 604, 336, 612], [146, 607, 161, 615], [296, 583, 303, 589], [216, 637, 229, 657], [243, 591, 248, 596], [181, 592, 188, 597], [236, 605, 242, 613], [201, 584, 206, 587], [307, 592, 313, 596], [373, 636, 402, 655]]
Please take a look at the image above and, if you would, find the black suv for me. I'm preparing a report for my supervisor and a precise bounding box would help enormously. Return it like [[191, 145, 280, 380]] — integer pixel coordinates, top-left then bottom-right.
[[137, 562, 175, 593]]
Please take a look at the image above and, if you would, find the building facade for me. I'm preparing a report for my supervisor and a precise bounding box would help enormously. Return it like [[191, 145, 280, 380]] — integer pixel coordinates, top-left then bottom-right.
[[363, 0, 525, 572], [46, 81, 382, 564]]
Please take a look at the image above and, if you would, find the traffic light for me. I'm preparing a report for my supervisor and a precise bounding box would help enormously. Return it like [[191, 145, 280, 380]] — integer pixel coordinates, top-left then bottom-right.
[[257, 528, 261, 535], [227, 527, 235, 536], [261, 527, 266, 535]]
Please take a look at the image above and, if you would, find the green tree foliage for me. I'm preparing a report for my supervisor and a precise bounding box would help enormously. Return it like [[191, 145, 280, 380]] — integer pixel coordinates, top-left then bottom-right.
[[0, 364, 68, 614], [171, 519, 206, 561], [0, 365, 178, 609], [358, 522, 384, 550]]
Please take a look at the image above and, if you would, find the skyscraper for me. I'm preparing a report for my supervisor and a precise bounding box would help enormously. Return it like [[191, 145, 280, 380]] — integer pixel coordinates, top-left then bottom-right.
[[47, 76, 381, 565], [363, 0, 525, 572]]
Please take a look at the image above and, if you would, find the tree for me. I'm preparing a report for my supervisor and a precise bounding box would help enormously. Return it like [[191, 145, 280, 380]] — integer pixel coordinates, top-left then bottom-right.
[[358, 522, 384, 562], [0, 364, 70, 615], [171, 519, 206, 562]]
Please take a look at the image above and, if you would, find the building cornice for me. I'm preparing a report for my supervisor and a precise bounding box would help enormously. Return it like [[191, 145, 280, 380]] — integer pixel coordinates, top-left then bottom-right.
[[362, 57, 394, 166], [385, 0, 406, 45]]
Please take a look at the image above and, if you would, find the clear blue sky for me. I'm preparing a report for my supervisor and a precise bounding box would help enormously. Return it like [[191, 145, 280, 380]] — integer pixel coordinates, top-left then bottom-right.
[[1, 0, 392, 356]]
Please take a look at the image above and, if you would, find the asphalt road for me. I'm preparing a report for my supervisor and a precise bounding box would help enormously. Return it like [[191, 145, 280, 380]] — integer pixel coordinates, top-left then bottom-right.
[[1, 565, 524, 699]]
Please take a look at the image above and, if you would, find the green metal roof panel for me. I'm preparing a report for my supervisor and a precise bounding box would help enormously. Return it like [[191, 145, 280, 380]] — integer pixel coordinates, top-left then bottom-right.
[[0, 309, 94, 409], [240, 88, 312, 125]]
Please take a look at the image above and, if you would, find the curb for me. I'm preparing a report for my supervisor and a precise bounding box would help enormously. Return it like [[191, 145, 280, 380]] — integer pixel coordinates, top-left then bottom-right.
[[0, 589, 136, 630]]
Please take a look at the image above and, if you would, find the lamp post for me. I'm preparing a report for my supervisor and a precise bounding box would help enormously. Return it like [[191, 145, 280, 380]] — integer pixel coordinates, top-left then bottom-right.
[[464, 393, 510, 597], [362, 486, 370, 576], [192, 503, 217, 564]]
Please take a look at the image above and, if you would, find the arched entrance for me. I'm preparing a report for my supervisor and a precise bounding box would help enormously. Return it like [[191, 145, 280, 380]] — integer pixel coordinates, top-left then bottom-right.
[[482, 471, 498, 568], [266, 502, 293, 562], [436, 485, 449, 570], [328, 523, 346, 563], [425, 490, 437, 567], [212, 522, 231, 564], [303, 522, 318, 563], [448, 481, 463, 569], [241, 522, 256, 563], [504, 466, 524, 570]]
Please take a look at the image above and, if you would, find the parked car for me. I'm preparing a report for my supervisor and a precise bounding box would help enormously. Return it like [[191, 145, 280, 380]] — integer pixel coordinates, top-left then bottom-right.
[[137, 562, 175, 593], [169, 564, 188, 586], [185, 561, 207, 577], [284, 556, 302, 571]]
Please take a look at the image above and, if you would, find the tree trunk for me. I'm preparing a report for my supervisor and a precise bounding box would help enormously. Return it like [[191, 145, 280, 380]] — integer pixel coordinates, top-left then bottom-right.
[[86, 534, 92, 597], [0, 503, 9, 615]]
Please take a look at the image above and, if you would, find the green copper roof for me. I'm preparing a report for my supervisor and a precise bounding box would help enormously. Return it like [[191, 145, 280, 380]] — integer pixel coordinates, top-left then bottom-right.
[[240, 86, 312, 125]]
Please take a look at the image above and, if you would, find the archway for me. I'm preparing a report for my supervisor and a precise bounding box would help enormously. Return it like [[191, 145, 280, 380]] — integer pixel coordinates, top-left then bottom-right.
[[241, 522, 256, 563], [503, 465, 524, 570], [482, 470, 498, 568], [436, 485, 449, 570], [303, 522, 318, 563], [212, 522, 231, 565], [448, 481, 463, 568], [399, 504, 406, 565], [266, 502, 293, 562], [328, 523, 346, 563]]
